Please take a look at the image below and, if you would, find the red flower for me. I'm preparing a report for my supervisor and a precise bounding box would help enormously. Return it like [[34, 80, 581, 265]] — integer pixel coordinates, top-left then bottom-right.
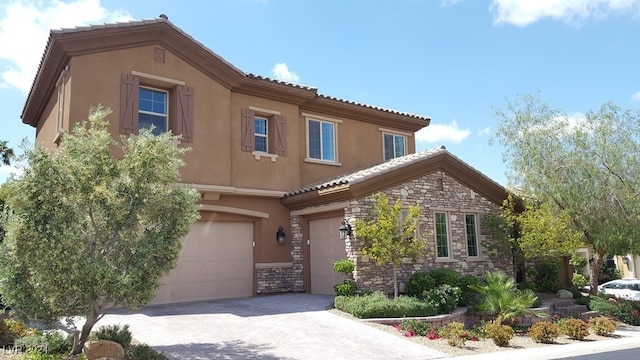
[[471, 336, 479, 341], [631, 310, 640, 317]]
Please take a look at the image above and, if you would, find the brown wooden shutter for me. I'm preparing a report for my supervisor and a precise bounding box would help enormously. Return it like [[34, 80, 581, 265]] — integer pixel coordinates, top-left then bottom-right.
[[274, 114, 287, 156], [171, 85, 194, 143], [120, 74, 139, 135], [241, 108, 255, 152]]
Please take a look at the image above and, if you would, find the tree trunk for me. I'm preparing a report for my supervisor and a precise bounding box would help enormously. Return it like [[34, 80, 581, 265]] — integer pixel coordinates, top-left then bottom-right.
[[589, 251, 603, 296], [72, 303, 101, 355], [392, 266, 399, 299]]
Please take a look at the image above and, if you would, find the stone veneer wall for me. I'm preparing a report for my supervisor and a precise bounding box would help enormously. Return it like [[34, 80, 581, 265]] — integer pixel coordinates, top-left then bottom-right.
[[345, 171, 512, 295], [256, 215, 305, 294]]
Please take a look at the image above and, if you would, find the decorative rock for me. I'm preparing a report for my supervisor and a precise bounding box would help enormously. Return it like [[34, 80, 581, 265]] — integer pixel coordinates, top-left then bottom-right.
[[83, 340, 125, 360], [556, 289, 574, 299]]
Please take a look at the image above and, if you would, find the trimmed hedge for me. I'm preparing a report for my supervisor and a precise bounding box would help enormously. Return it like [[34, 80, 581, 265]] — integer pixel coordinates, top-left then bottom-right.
[[334, 291, 437, 318]]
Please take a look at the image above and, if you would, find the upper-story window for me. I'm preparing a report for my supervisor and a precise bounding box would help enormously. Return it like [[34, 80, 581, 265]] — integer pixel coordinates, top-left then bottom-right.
[[307, 118, 335, 162], [383, 133, 406, 161], [254, 116, 268, 153], [241, 107, 287, 160], [138, 87, 168, 135], [120, 72, 193, 143]]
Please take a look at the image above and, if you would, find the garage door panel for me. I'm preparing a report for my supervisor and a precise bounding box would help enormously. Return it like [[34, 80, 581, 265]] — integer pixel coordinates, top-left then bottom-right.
[[154, 221, 253, 304]]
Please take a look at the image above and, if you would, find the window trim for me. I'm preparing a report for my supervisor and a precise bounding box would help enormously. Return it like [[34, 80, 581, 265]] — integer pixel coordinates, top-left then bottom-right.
[[138, 86, 169, 135], [435, 212, 451, 259], [382, 132, 407, 161], [253, 116, 269, 153], [241, 107, 286, 161], [465, 213, 480, 258], [54, 70, 67, 144], [305, 117, 340, 165]]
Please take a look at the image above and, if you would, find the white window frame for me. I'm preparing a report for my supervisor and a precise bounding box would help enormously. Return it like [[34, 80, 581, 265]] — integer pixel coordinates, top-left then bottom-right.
[[54, 70, 68, 143], [465, 213, 480, 258], [138, 86, 168, 134], [435, 212, 450, 258], [383, 133, 407, 161], [254, 116, 269, 153], [304, 115, 341, 165]]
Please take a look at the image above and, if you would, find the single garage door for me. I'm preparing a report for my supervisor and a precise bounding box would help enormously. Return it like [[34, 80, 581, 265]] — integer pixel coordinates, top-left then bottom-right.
[[310, 217, 348, 295], [154, 221, 254, 304]]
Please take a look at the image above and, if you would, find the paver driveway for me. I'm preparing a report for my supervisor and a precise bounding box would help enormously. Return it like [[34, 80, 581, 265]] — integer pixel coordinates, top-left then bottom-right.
[[99, 293, 448, 360]]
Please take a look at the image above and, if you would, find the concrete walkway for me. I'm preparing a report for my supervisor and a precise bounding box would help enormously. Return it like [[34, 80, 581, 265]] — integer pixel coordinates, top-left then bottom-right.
[[99, 293, 448, 360], [99, 294, 640, 360]]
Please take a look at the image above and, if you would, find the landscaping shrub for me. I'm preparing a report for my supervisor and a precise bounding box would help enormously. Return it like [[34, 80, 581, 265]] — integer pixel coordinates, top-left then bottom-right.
[[528, 321, 560, 343], [334, 291, 437, 318], [15, 331, 71, 355], [430, 268, 459, 287], [589, 316, 617, 336], [517, 281, 537, 292], [334, 281, 357, 296], [398, 319, 433, 336], [571, 273, 587, 289], [93, 323, 132, 348], [559, 318, 589, 340], [458, 275, 481, 306], [471, 270, 538, 324], [405, 271, 435, 298], [125, 344, 167, 360], [440, 322, 467, 347], [423, 284, 461, 314], [333, 258, 355, 275], [482, 320, 514, 347], [20, 349, 64, 360], [588, 296, 640, 326], [0, 319, 36, 346], [534, 259, 560, 293]]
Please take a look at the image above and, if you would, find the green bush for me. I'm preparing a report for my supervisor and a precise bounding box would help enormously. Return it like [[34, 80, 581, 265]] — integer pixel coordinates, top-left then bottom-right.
[[430, 268, 459, 287], [405, 271, 435, 298], [423, 284, 461, 314], [0, 319, 36, 346], [334, 291, 437, 318], [440, 322, 467, 347], [560, 318, 589, 340], [399, 319, 433, 336], [528, 321, 560, 343], [483, 320, 514, 347], [572, 273, 588, 288], [334, 281, 357, 296], [93, 324, 132, 348], [471, 270, 538, 324], [15, 332, 71, 355], [589, 316, 616, 336], [125, 344, 167, 360], [19, 349, 64, 360], [588, 296, 640, 326], [517, 281, 537, 292], [535, 259, 560, 293], [333, 259, 355, 275], [458, 275, 481, 306]]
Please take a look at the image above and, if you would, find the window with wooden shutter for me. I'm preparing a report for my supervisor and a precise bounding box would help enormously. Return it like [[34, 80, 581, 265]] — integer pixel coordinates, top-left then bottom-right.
[[241, 107, 287, 160], [241, 108, 255, 152], [120, 72, 193, 143]]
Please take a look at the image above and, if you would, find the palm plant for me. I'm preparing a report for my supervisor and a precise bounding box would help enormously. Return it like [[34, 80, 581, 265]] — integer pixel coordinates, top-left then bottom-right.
[[470, 270, 538, 325]]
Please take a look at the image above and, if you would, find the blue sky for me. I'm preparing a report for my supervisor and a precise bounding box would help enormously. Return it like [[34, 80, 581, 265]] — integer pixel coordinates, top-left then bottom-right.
[[1, 0, 639, 186]]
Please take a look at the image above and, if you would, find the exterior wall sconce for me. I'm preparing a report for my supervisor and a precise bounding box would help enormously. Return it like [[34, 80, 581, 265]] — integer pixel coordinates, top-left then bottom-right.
[[339, 219, 352, 240], [276, 226, 286, 244]]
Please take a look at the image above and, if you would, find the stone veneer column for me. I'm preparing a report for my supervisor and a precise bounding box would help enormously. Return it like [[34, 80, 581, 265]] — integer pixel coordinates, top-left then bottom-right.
[[289, 215, 305, 291]]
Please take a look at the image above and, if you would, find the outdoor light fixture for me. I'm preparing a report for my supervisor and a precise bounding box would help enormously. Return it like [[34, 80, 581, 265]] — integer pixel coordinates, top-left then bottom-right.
[[339, 219, 352, 240], [276, 226, 286, 244]]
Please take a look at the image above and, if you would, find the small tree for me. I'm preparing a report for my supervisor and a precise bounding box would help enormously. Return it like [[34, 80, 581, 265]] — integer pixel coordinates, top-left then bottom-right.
[[0, 140, 14, 166], [0, 107, 200, 354], [355, 192, 428, 299]]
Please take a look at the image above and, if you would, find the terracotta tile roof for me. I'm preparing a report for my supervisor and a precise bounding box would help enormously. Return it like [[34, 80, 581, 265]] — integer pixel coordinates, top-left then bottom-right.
[[246, 74, 318, 92], [316, 94, 428, 121], [284, 146, 450, 198]]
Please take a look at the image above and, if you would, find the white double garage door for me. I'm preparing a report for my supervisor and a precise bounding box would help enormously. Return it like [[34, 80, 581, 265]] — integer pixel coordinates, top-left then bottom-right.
[[154, 217, 347, 304]]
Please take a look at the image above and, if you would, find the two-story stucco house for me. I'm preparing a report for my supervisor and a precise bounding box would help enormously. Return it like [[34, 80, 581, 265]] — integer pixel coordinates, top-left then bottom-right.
[[21, 17, 512, 304]]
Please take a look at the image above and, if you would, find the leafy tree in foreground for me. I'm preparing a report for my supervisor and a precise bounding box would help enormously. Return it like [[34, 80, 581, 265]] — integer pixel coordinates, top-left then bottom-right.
[[0, 140, 14, 166], [493, 94, 640, 294], [355, 192, 428, 299], [0, 107, 200, 354]]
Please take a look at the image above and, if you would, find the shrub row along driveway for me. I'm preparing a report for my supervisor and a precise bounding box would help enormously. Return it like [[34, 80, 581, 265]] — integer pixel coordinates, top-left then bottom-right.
[[99, 293, 448, 360]]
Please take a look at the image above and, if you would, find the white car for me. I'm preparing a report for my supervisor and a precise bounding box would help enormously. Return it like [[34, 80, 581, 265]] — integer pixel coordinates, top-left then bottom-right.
[[598, 279, 640, 301]]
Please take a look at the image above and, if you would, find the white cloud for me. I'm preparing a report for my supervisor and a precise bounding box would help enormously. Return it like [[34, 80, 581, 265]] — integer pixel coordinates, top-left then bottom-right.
[[490, 0, 640, 26], [271, 63, 300, 83], [0, 0, 131, 93], [478, 127, 491, 136], [440, 0, 463, 7], [416, 120, 471, 144], [632, 91, 640, 101]]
